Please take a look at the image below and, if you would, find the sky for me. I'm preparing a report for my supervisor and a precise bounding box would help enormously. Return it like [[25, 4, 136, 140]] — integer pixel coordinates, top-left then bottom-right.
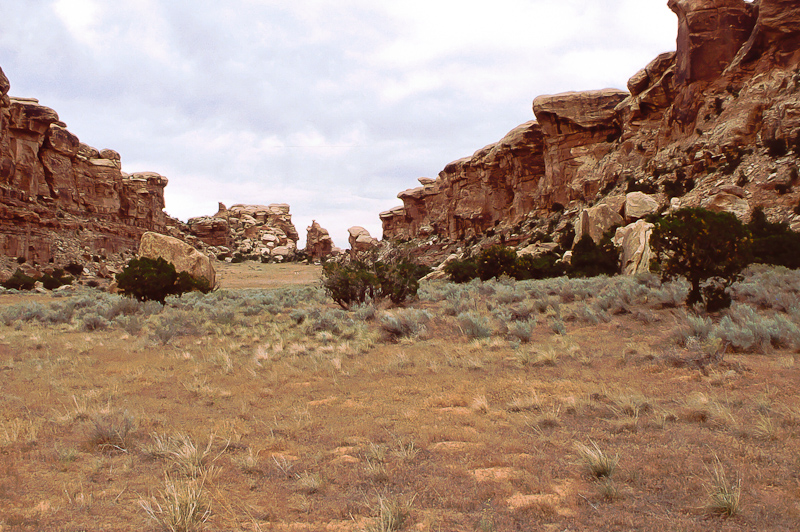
[[0, 0, 678, 248]]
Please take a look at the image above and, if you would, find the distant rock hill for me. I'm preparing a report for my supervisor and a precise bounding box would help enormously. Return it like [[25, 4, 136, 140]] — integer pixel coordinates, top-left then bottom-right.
[[381, 0, 800, 264], [182, 203, 303, 263], [0, 66, 168, 272]]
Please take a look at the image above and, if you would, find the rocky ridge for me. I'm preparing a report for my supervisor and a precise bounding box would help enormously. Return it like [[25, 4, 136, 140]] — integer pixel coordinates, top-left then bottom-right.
[[381, 0, 800, 268], [0, 66, 169, 279]]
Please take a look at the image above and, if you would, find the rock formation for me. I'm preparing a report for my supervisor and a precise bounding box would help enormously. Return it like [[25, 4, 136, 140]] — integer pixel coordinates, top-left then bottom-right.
[[187, 203, 301, 262], [138, 231, 216, 287], [0, 66, 168, 272], [348, 226, 379, 255], [382, 0, 800, 265], [305, 220, 335, 261]]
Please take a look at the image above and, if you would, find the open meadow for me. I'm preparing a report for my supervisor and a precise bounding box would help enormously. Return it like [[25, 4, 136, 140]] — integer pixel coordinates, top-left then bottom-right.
[[1, 263, 799, 531]]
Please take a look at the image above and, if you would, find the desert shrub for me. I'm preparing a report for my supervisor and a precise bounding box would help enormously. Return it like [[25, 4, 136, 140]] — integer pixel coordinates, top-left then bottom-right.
[[477, 245, 518, 281], [747, 207, 800, 269], [309, 309, 351, 334], [732, 265, 800, 311], [82, 313, 110, 332], [107, 297, 142, 319], [515, 252, 565, 280], [456, 312, 493, 339], [711, 304, 800, 352], [116, 257, 211, 303], [322, 256, 422, 309], [443, 257, 478, 283], [115, 315, 144, 335], [507, 319, 535, 342], [64, 262, 85, 276], [2, 269, 36, 291], [88, 411, 136, 453], [40, 269, 74, 290], [568, 234, 619, 278], [651, 208, 751, 308], [380, 309, 431, 339]]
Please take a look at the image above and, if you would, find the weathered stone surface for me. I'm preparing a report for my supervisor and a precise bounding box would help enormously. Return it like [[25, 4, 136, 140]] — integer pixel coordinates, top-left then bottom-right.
[[668, 0, 755, 84], [138, 231, 216, 287], [382, 122, 546, 241], [186, 202, 301, 261], [348, 226, 378, 253], [701, 192, 750, 221], [574, 204, 624, 245], [187, 216, 230, 248], [0, 70, 169, 266], [533, 90, 629, 208], [306, 220, 334, 261], [613, 220, 654, 276], [624, 192, 660, 220]]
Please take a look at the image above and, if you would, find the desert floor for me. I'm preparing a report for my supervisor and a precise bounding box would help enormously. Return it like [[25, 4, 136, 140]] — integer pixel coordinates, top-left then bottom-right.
[[0, 263, 799, 531]]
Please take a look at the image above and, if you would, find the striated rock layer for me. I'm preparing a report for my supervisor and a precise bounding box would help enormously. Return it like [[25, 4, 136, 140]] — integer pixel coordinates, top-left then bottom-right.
[[0, 66, 168, 265], [382, 0, 800, 248]]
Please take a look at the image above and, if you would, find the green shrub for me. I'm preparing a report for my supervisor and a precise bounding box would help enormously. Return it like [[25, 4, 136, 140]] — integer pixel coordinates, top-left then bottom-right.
[[748, 207, 800, 269], [40, 269, 74, 290], [2, 269, 36, 291], [515, 252, 565, 280], [568, 234, 619, 278], [322, 256, 422, 310], [444, 257, 478, 283], [651, 208, 751, 308], [477, 245, 518, 281], [115, 257, 211, 303]]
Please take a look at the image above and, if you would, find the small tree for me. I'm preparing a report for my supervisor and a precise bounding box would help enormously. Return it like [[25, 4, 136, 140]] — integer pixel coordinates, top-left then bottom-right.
[[116, 257, 210, 303], [321, 255, 422, 310], [651, 208, 751, 308], [477, 245, 518, 281]]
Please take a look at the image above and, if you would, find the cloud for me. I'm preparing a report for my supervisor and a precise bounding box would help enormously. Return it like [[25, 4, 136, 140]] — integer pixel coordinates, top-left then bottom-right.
[[0, 0, 678, 246]]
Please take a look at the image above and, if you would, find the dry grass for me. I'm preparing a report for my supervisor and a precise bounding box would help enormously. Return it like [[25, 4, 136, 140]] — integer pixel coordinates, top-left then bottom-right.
[[0, 265, 799, 530]]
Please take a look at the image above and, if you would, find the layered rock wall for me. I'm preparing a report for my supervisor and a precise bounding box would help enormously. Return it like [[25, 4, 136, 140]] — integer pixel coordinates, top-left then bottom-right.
[[382, 0, 800, 246], [0, 66, 168, 265]]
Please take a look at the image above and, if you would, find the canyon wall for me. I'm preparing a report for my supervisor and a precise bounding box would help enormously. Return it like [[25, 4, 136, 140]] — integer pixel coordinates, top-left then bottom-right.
[[0, 66, 168, 266], [382, 0, 800, 245]]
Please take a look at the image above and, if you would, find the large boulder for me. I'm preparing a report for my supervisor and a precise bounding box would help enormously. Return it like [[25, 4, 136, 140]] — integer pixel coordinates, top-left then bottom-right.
[[348, 226, 378, 254], [624, 192, 660, 221], [138, 232, 216, 287], [613, 220, 654, 276], [574, 203, 624, 245]]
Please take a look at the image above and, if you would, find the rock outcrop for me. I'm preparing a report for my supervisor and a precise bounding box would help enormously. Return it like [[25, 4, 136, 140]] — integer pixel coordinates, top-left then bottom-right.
[[382, 0, 800, 270], [0, 66, 168, 268], [187, 203, 301, 262], [381, 122, 546, 241], [348, 226, 378, 255], [138, 231, 216, 287], [305, 220, 334, 261]]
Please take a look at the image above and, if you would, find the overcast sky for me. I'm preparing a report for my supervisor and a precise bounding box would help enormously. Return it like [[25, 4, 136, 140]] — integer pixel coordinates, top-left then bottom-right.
[[0, 0, 677, 248]]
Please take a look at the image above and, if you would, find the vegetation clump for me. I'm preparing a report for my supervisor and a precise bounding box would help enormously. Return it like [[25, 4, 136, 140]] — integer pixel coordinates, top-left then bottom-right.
[[322, 254, 425, 309], [651, 207, 751, 310], [1, 269, 37, 291], [116, 257, 211, 303]]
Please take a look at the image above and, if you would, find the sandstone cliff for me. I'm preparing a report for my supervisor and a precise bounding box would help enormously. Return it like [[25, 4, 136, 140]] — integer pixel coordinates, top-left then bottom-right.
[[382, 0, 800, 253], [0, 66, 168, 269]]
